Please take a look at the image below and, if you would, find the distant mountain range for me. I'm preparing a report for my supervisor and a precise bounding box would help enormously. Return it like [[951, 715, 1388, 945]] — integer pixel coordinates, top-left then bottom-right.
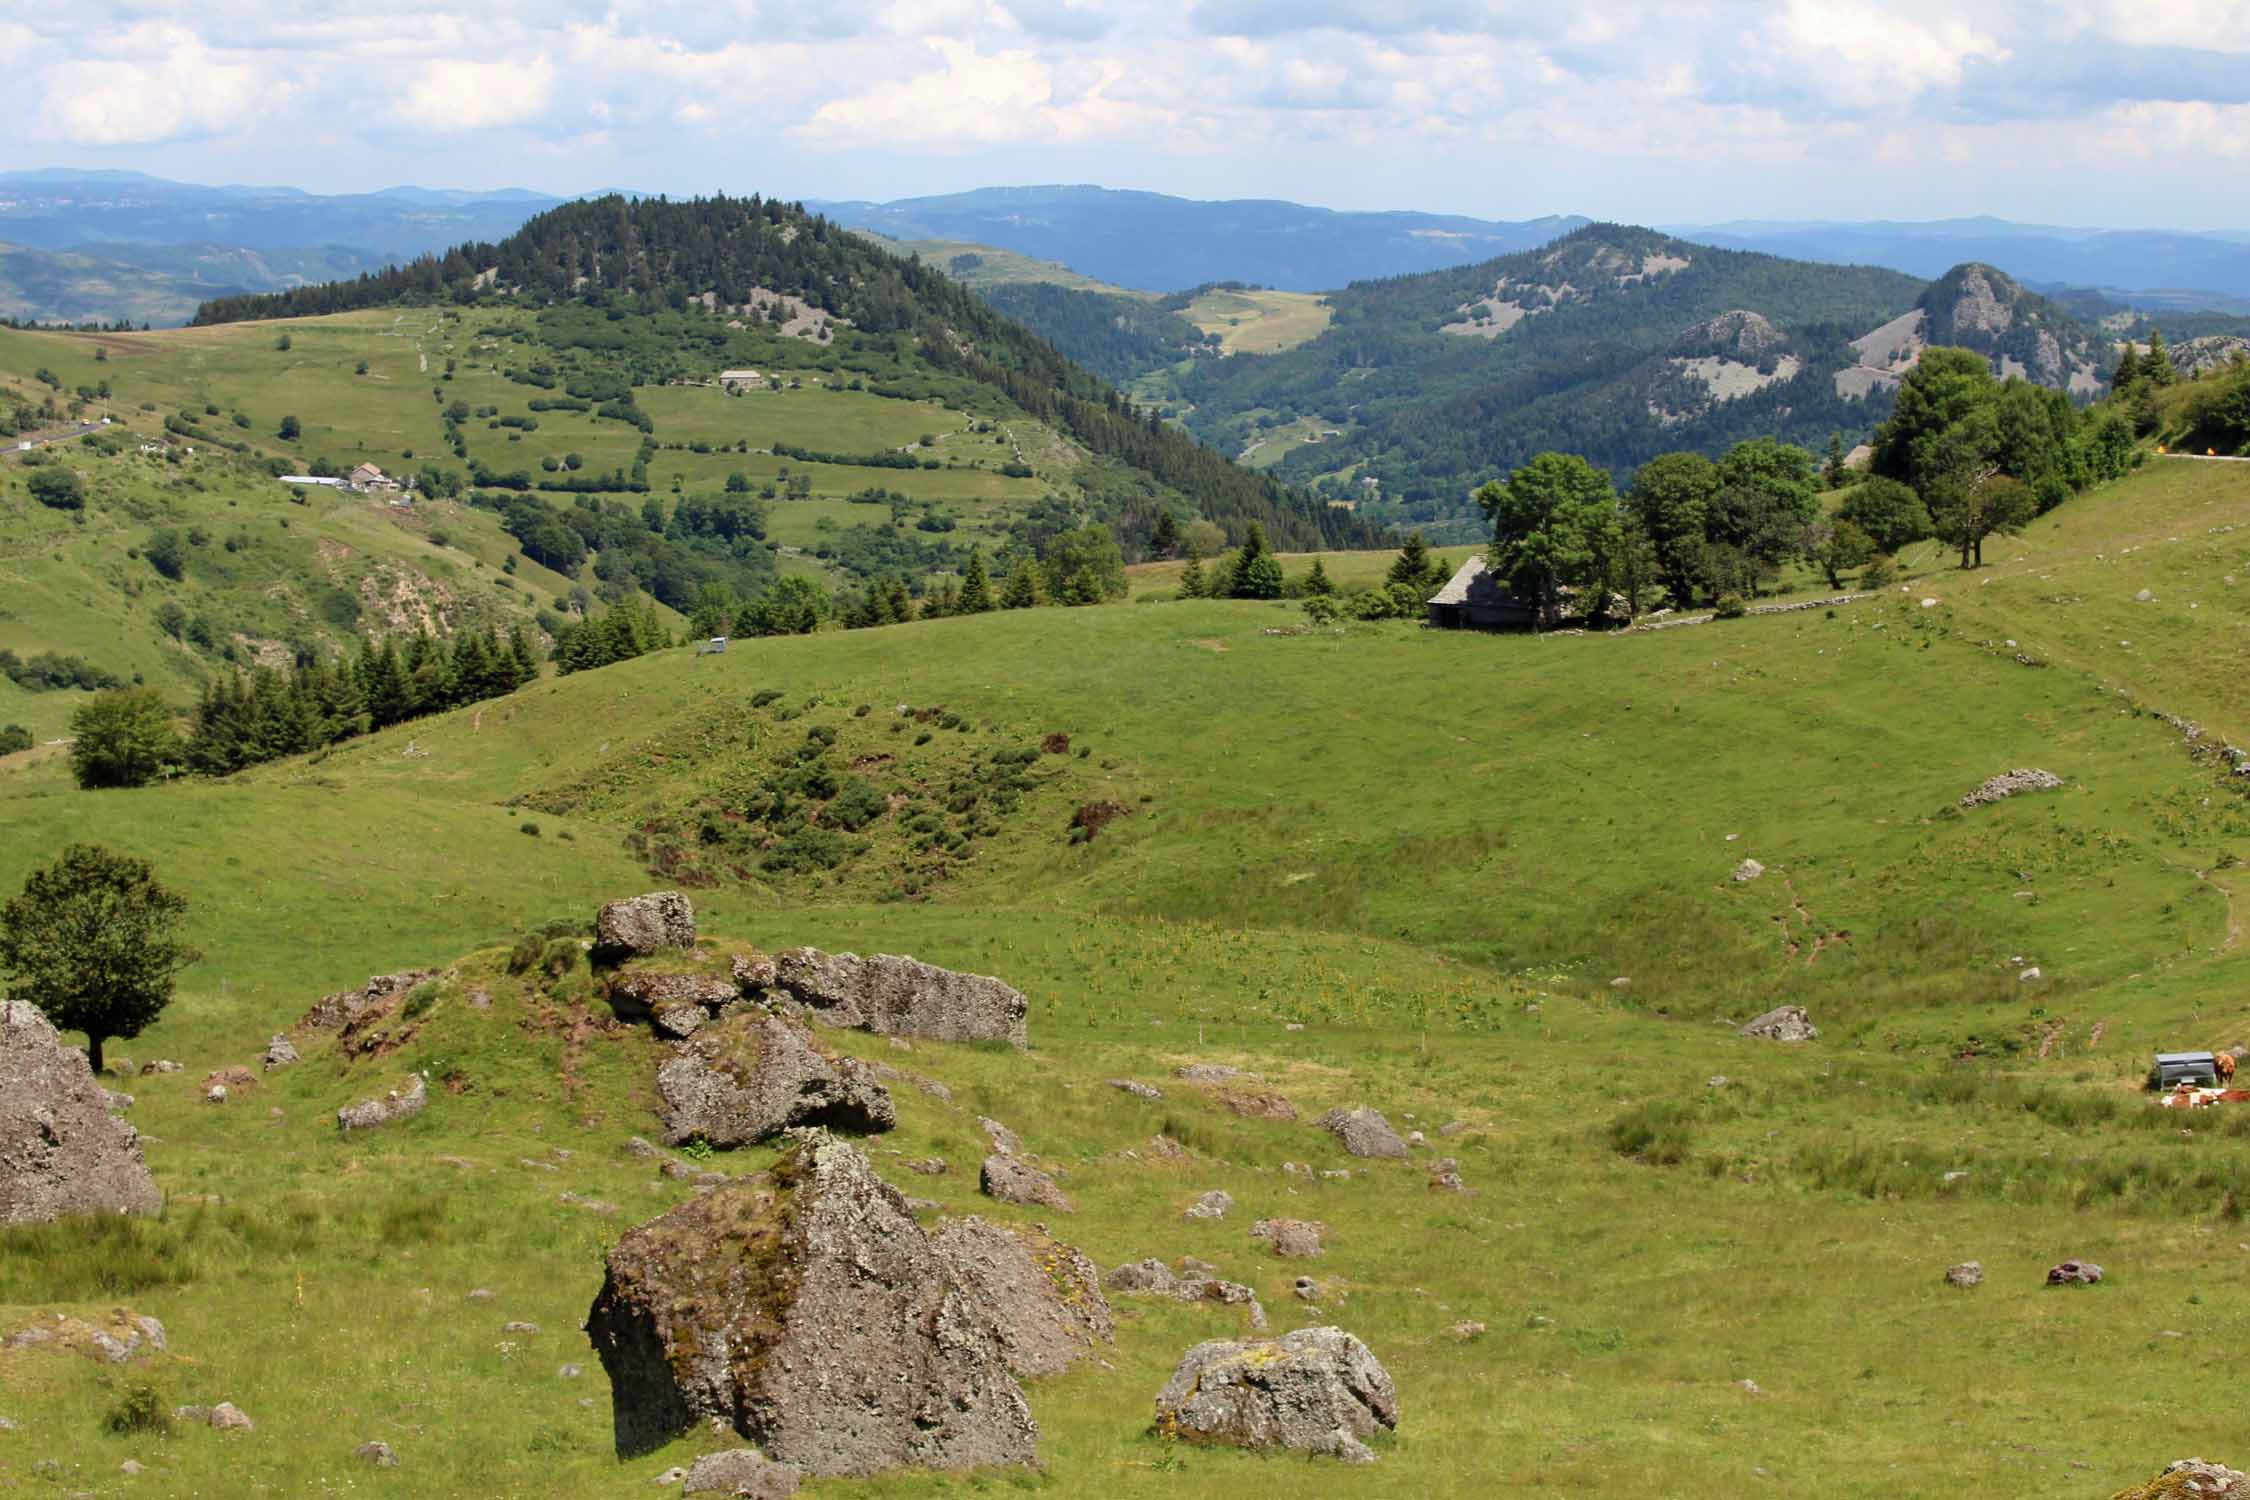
[[813, 186, 1590, 294]]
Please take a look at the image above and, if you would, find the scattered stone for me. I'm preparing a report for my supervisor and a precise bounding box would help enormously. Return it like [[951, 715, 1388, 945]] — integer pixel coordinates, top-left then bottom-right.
[[1319, 1168, 1351, 1181], [1105, 1259, 1178, 1294], [1173, 1063, 1251, 1083], [261, 1034, 299, 1071], [1185, 1190, 1234, 1220], [607, 968, 738, 1024], [2135, 588, 2155, 603], [2019, 966, 2042, 982], [1294, 1276, 1323, 1302], [905, 1157, 948, 1176], [1251, 1218, 1326, 1258], [586, 1133, 1038, 1473], [1428, 1158, 1467, 1193], [594, 892, 697, 960], [932, 1217, 1114, 1377], [139, 1060, 181, 1075], [1945, 1261, 1983, 1289], [1737, 1378, 1763, 1395], [559, 1364, 582, 1378], [2111, 1460, 2245, 1499], [336, 1075, 427, 1134], [206, 1085, 229, 1105], [0, 1001, 160, 1223], [1449, 1320, 1486, 1341], [1315, 1105, 1408, 1159], [1959, 768, 2064, 808], [1108, 1079, 1163, 1100], [769, 948, 1029, 1048], [206, 1402, 254, 1432], [1146, 1134, 1190, 1164], [1731, 858, 1765, 882], [1178, 1276, 1269, 1330], [504, 1321, 541, 1334], [624, 1136, 662, 1159], [980, 1153, 1072, 1212], [560, 1192, 620, 1215], [1707, 1076, 1728, 1089], [979, 1116, 1023, 1157], [656, 1013, 894, 1150], [681, 1448, 802, 1498], [466, 1288, 495, 1300], [298, 971, 435, 1032], [1153, 1327, 1397, 1463], [355, 1440, 398, 1468], [1436, 1121, 1472, 1138], [121, 1458, 144, 1474], [1216, 1087, 1297, 1121], [2047, 1259, 2103, 1286], [1738, 1005, 1818, 1042]]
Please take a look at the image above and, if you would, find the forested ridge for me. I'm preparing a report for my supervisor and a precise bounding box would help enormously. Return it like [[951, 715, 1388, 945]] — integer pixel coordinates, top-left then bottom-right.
[[191, 195, 1371, 551]]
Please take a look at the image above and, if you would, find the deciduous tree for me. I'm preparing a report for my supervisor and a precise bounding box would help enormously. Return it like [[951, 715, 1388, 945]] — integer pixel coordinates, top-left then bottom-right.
[[0, 844, 198, 1076]]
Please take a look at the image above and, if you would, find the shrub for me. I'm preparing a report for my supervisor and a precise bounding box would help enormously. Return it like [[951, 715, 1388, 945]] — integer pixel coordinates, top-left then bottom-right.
[[825, 776, 888, 832], [519, 821, 541, 836], [26, 466, 84, 510], [1605, 1101, 1697, 1165], [1713, 593, 1747, 619], [400, 980, 441, 1020], [750, 688, 784, 709], [0, 724, 31, 755], [104, 1383, 173, 1437], [1860, 553, 1898, 590]]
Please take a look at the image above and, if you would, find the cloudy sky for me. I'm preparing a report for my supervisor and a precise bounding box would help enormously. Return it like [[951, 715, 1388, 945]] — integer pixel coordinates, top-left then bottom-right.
[[3, 1, 2246, 226]]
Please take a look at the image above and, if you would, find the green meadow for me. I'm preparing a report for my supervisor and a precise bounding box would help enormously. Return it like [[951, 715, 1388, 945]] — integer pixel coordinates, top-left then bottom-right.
[[0, 447, 2247, 1493]]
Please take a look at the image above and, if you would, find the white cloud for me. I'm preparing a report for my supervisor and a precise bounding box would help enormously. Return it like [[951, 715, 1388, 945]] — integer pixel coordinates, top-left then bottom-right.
[[37, 26, 278, 145], [394, 55, 556, 132], [1774, 0, 2009, 104], [798, 37, 1165, 146]]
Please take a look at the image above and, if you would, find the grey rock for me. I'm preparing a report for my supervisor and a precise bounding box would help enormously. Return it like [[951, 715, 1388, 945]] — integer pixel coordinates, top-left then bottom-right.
[[466, 1288, 494, 1300], [297, 971, 434, 1032], [1738, 1005, 1818, 1042], [682, 1448, 802, 1498], [1945, 1261, 1983, 1289], [594, 892, 697, 960], [2046, 1259, 2103, 1285], [770, 948, 1029, 1048], [905, 1157, 948, 1176], [101, 1089, 134, 1112], [1251, 1217, 1326, 1258], [586, 1133, 1038, 1473], [654, 1467, 687, 1486], [0, 1001, 160, 1223], [504, 1321, 540, 1334], [1428, 1158, 1467, 1193], [980, 1153, 1072, 1212], [1732, 858, 1765, 882], [1172, 1063, 1252, 1083], [978, 1116, 1022, 1156], [1293, 1276, 1323, 1302], [624, 1136, 662, 1159], [139, 1060, 181, 1075], [656, 1013, 894, 1149], [355, 1440, 398, 1468], [261, 1035, 299, 1071], [1960, 768, 2064, 808], [608, 968, 738, 1024], [1176, 1277, 1269, 1330], [1153, 1326, 1397, 1462], [1185, 1190, 1234, 1221], [335, 1074, 426, 1134], [652, 1005, 708, 1040], [2124, 1461, 2246, 1497], [1104, 1258, 1177, 1294], [1109, 1079, 1163, 1100], [559, 1364, 582, 1378], [207, 1401, 254, 1431], [932, 1216, 1114, 1378], [205, 1085, 229, 1105], [1436, 1121, 1472, 1138], [1315, 1105, 1408, 1159], [121, 1458, 144, 1474]]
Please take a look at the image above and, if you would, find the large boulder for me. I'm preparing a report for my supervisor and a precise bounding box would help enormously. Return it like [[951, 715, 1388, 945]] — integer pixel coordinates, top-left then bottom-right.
[[0, 1001, 161, 1223], [656, 1013, 895, 1149], [298, 971, 434, 1032], [771, 949, 1029, 1049], [1738, 1005, 1817, 1042], [594, 892, 697, 961], [1315, 1106, 1408, 1160], [682, 1449, 802, 1498], [1153, 1326, 1397, 1463], [931, 1217, 1113, 1377], [980, 1153, 1072, 1212], [585, 1134, 1038, 1474]]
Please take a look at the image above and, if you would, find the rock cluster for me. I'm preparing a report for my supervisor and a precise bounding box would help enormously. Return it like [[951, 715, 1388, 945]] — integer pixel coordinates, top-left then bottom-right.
[[1959, 768, 2064, 808], [298, 971, 435, 1032], [1315, 1105, 1408, 1159], [1103, 1258, 1268, 1329], [5, 1309, 166, 1363], [2111, 1460, 2245, 1499], [586, 1134, 1040, 1474], [262, 1034, 299, 1071], [0, 1001, 161, 1223], [1739, 1005, 1818, 1042], [1153, 1326, 1397, 1463], [336, 1075, 426, 1134], [1251, 1218, 1326, 1258], [655, 1013, 895, 1149], [594, 891, 698, 960], [980, 1152, 1072, 1212]]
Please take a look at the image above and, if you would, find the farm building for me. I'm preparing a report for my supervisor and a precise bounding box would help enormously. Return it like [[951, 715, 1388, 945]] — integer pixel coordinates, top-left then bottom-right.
[[349, 462, 400, 491], [1426, 556, 1538, 630]]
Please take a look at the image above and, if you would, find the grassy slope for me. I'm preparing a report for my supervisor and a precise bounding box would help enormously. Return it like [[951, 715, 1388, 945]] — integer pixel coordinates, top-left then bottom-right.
[[0, 460, 2247, 1496], [1178, 287, 1333, 354]]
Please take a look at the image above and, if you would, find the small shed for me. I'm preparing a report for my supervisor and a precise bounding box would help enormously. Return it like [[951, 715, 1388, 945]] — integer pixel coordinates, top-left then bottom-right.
[[2149, 1051, 2220, 1090], [1426, 555, 1538, 630]]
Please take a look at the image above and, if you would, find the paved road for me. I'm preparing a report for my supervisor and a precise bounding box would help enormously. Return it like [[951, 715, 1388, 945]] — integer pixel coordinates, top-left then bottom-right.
[[3, 420, 105, 456], [2155, 451, 2250, 464]]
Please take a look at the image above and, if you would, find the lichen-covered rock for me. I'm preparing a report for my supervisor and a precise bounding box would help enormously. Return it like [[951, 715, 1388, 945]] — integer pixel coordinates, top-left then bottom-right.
[[336, 1075, 426, 1134], [1216, 1087, 1297, 1121], [262, 1034, 299, 1071], [1109, 1079, 1163, 1100], [1739, 1005, 1818, 1042], [1185, 1190, 1234, 1221], [655, 1013, 895, 1149], [1314, 1106, 1408, 1160], [585, 1134, 1038, 1473], [607, 967, 738, 1024], [594, 892, 697, 961], [1153, 1326, 1397, 1463], [2047, 1259, 2102, 1285], [1251, 1218, 1326, 1258], [932, 1217, 1113, 1378], [1944, 1261, 1983, 1289], [0, 1001, 161, 1223], [682, 1448, 802, 1498], [1960, 768, 2063, 808], [771, 949, 1028, 1049], [2112, 1459, 2246, 1499], [5, 1309, 166, 1363], [298, 971, 434, 1032], [979, 1153, 1072, 1212], [1732, 858, 1766, 882], [1105, 1258, 1178, 1294]]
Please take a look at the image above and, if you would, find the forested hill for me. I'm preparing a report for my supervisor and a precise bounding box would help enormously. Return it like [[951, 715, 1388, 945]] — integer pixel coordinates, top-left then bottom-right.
[[1157, 223, 1938, 534], [190, 195, 1371, 551]]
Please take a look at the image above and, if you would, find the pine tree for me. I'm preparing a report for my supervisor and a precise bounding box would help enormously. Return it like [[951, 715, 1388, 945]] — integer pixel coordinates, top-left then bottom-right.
[[1303, 558, 1336, 596], [2146, 329, 2177, 387], [1001, 557, 1044, 609], [2112, 342, 2142, 391], [1061, 567, 1101, 606], [884, 577, 913, 623], [1177, 555, 1205, 599], [1150, 511, 1181, 557], [1386, 531, 1434, 590], [507, 626, 539, 686], [1228, 523, 1283, 600], [363, 639, 413, 725], [957, 549, 994, 612], [1824, 432, 1848, 488]]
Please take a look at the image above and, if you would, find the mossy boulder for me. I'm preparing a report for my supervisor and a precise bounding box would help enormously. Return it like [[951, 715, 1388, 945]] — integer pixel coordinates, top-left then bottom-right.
[[655, 1013, 895, 1148], [931, 1216, 1113, 1377], [770, 948, 1029, 1048], [1154, 1326, 1397, 1463]]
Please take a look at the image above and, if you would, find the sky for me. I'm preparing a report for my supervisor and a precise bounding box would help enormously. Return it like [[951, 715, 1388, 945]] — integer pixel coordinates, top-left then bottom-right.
[[3, 1, 2248, 228]]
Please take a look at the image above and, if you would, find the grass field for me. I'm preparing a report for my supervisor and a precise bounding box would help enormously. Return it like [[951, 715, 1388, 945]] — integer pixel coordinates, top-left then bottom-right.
[[1178, 288, 1335, 354], [0, 452, 2247, 1494]]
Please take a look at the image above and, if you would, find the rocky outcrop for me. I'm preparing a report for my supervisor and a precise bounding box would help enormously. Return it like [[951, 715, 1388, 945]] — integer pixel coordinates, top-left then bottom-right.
[[932, 1217, 1113, 1378], [585, 1134, 1038, 1474], [655, 1013, 895, 1149], [298, 971, 434, 1032], [261, 1034, 299, 1071], [1153, 1326, 1397, 1463], [0, 1001, 161, 1223], [1959, 768, 2063, 808], [771, 949, 1029, 1049], [336, 1075, 426, 1134], [606, 966, 738, 1023], [980, 1153, 1072, 1212], [594, 892, 697, 961], [1739, 1005, 1817, 1042], [1315, 1106, 1408, 1159]]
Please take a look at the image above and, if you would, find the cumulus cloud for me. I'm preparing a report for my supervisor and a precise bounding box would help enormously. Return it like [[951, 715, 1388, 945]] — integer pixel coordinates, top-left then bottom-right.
[[798, 37, 1164, 146], [394, 56, 557, 131], [37, 26, 279, 145]]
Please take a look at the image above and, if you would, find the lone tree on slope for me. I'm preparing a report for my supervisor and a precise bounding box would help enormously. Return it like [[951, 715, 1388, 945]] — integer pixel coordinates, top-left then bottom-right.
[[0, 844, 199, 1075]]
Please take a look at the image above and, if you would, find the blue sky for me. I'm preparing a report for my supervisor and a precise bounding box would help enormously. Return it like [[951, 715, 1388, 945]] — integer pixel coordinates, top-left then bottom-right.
[[4, 2, 2247, 227]]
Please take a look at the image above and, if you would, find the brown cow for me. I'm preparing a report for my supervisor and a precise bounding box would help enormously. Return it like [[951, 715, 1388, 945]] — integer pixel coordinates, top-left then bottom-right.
[[2216, 1052, 2237, 1083]]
